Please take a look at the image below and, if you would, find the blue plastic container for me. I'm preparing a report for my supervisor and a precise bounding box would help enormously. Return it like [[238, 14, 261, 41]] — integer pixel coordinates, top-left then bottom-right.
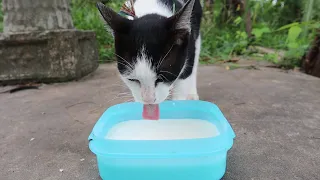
[[88, 100, 235, 180]]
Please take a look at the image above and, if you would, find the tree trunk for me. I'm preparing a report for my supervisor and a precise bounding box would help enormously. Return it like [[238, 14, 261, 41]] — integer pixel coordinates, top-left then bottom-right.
[[302, 31, 320, 78], [2, 0, 74, 33], [243, 0, 252, 37]]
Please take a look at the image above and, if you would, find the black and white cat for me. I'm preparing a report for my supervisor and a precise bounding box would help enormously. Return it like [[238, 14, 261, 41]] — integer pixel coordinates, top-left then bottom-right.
[[97, 0, 202, 118]]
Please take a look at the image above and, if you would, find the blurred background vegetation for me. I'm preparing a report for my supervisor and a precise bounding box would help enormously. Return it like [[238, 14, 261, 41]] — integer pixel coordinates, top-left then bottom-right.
[[1, 0, 319, 68], [0, 1, 3, 31]]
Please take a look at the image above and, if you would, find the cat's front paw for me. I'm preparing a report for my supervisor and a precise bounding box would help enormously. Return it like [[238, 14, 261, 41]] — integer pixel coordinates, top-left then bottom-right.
[[187, 94, 199, 100]]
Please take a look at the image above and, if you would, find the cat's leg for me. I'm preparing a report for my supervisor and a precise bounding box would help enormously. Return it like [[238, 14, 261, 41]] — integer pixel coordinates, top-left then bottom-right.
[[171, 76, 199, 100], [172, 36, 201, 100]]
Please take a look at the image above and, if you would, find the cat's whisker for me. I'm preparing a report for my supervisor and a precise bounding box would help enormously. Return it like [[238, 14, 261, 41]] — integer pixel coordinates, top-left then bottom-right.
[[112, 87, 130, 92], [105, 91, 134, 103], [105, 95, 129, 104], [114, 94, 132, 99], [115, 93, 133, 98], [160, 70, 178, 78], [109, 85, 129, 90], [118, 94, 133, 97], [117, 92, 131, 95], [109, 83, 125, 86], [111, 80, 126, 84], [157, 44, 174, 69], [117, 61, 133, 71], [125, 99, 135, 102], [159, 74, 170, 82], [114, 53, 134, 70], [114, 53, 132, 67], [158, 75, 164, 81], [110, 91, 132, 97], [108, 81, 131, 89]]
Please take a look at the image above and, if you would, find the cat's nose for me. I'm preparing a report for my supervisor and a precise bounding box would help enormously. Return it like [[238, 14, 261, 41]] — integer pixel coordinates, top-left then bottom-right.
[[141, 87, 156, 104], [143, 97, 156, 104]]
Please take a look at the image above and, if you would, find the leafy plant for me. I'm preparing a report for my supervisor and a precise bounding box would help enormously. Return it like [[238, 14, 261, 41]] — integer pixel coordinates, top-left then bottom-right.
[[71, 0, 122, 62], [252, 27, 271, 39], [286, 25, 302, 49], [263, 53, 280, 64], [0, 0, 318, 68], [70, 0, 320, 66]]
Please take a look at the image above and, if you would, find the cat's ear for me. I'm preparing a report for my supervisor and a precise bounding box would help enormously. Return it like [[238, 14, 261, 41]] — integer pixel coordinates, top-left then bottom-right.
[[167, 0, 195, 44], [96, 2, 132, 36]]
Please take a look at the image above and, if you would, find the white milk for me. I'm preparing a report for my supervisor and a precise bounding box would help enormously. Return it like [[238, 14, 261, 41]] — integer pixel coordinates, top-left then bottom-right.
[[105, 119, 220, 140]]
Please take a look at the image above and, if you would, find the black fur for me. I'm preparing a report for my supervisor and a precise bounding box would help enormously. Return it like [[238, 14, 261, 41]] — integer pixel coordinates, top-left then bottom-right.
[[97, 0, 202, 84]]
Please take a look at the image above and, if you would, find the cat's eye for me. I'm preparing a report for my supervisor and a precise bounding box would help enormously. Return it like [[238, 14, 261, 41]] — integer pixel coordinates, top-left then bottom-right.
[[128, 79, 140, 84]]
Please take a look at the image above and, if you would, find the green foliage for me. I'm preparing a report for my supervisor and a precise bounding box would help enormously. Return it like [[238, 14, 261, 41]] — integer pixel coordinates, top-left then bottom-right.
[[303, 0, 315, 23], [252, 27, 271, 39], [263, 53, 280, 64], [278, 21, 318, 68], [71, 0, 122, 62], [207, 0, 319, 68], [0, 0, 318, 67], [286, 26, 302, 48], [200, 9, 251, 63], [277, 0, 304, 26]]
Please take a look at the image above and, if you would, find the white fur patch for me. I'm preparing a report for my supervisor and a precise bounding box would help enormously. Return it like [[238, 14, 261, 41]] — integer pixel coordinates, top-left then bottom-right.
[[133, 53, 157, 85], [134, 0, 173, 18], [121, 47, 171, 104]]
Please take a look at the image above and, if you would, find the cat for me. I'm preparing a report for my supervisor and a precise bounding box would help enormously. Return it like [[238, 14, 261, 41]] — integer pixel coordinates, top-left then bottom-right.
[[97, 0, 202, 118]]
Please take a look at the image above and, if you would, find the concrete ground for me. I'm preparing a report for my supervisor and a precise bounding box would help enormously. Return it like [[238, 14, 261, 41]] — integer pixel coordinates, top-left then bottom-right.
[[0, 64, 319, 180]]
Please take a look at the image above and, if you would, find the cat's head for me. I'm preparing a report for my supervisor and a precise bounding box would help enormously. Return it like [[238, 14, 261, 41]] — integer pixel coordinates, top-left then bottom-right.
[[97, 0, 195, 104]]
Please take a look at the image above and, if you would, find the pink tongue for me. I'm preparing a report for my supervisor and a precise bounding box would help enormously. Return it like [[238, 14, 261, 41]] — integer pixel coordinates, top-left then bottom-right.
[[143, 104, 159, 120]]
